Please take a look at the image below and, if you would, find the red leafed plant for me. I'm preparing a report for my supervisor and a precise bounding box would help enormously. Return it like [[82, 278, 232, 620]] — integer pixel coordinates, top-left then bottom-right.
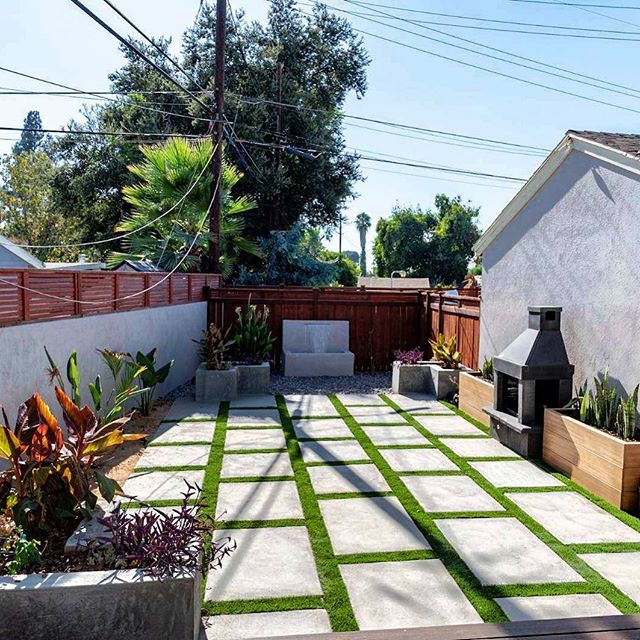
[[0, 390, 144, 536]]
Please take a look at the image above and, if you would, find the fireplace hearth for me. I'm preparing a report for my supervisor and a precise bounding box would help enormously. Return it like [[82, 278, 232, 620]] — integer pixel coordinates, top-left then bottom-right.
[[484, 306, 574, 458]]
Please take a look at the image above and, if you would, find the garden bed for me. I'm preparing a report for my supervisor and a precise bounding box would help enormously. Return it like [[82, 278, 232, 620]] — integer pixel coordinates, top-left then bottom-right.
[[458, 372, 493, 428], [543, 408, 640, 512]]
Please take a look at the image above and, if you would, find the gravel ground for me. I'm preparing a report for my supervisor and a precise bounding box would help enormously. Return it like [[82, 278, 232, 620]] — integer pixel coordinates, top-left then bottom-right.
[[162, 371, 391, 401]]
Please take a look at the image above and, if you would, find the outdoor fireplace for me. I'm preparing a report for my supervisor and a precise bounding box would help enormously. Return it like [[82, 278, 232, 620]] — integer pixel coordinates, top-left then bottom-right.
[[484, 306, 574, 458]]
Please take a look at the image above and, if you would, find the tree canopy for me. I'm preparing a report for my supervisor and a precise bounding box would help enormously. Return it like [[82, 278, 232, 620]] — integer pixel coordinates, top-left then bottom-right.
[[373, 195, 481, 286]]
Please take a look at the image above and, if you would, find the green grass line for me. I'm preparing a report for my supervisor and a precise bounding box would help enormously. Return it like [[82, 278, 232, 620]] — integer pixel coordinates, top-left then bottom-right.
[[337, 549, 437, 564], [147, 440, 213, 447], [440, 401, 490, 434], [202, 595, 325, 617], [296, 437, 356, 443], [333, 394, 506, 623], [221, 518, 307, 529], [305, 460, 371, 468], [276, 395, 359, 632], [396, 470, 463, 477], [316, 491, 394, 500], [380, 393, 640, 616], [218, 475, 294, 483], [222, 448, 288, 455], [499, 486, 573, 494]]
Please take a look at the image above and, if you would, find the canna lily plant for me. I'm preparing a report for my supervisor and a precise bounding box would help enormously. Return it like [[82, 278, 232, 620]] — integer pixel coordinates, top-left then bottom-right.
[[0, 390, 144, 535]]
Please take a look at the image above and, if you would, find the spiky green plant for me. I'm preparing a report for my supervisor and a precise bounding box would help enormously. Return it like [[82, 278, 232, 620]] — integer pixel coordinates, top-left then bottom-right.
[[232, 300, 275, 365], [106, 138, 261, 278], [429, 334, 462, 370], [481, 357, 493, 383], [195, 324, 233, 370]]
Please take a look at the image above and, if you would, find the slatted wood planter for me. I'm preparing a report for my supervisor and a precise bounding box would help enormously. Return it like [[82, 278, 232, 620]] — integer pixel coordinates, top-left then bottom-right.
[[543, 408, 640, 512], [458, 371, 493, 428]]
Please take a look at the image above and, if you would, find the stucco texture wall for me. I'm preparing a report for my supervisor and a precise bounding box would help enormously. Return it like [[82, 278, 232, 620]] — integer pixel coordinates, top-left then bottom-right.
[[480, 149, 640, 395], [0, 302, 207, 423]]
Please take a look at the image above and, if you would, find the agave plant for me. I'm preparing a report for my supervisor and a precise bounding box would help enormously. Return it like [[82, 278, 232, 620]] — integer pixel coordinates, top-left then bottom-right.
[[429, 334, 462, 370], [232, 300, 274, 365], [106, 138, 261, 278]]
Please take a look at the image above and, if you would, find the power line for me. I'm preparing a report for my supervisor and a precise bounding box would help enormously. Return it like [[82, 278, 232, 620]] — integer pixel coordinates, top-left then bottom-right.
[[340, 1, 640, 33], [534, 0, 640, 28], [340, 0, 640, 100], [0, 125, 202, 139], [298, 6, 640, 116], [0, 171, 221, 305], [1, 144, 217, 249], [67, 0, 210, 112], [510, 0, 640, 8]]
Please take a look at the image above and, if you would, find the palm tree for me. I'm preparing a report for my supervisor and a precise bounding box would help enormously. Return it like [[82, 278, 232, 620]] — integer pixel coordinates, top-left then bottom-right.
[[107, 138, 261, 278], [355, 212, 372, 276]]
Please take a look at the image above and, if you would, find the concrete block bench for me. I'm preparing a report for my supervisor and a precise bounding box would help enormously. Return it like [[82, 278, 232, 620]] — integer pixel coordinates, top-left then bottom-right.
[[282, 320, 354, 377]]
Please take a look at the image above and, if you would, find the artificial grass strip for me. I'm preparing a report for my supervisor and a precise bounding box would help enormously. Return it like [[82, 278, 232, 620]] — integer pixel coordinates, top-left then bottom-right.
[[222, 448, 288, 455], [218, 475, 294, 484], [440, 401, 490, 434], [337, 549, 437, 564], [380, 393, 640, 616], [276, 394, 359, 632], [202, 595, 325, 617], [332, 394, 507, 623], [221, 518, 307, 530], [316, 491, 394, 501]]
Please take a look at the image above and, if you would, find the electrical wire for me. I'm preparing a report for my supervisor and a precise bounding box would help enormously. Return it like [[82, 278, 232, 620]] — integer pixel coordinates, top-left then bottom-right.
[[0, 173, 222, 305], [510, 1, 640, 8], [1, 144, 217, 249]]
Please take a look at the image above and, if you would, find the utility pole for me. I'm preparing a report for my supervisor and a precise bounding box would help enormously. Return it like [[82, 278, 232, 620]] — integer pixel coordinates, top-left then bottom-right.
[[272, 60, 284, 231], [209, 0, 226, 273]]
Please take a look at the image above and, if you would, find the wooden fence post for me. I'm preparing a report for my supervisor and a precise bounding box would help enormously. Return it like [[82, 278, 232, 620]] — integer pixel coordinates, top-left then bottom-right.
[[437, 291, 444, 336], [313, 288, 319, 320], [417, 291, 427, 350], [74, 272, 82, 317], [22, 271, 30, 322]]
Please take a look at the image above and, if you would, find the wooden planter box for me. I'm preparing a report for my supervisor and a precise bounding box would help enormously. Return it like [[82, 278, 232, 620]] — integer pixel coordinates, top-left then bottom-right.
[[543, 408, 640, 512], [458, 372, 493, 427]]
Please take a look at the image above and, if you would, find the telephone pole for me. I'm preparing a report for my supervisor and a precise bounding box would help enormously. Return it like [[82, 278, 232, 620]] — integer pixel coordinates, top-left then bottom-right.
[[272, 60, 284, 231], [209, 0, 226, 273]]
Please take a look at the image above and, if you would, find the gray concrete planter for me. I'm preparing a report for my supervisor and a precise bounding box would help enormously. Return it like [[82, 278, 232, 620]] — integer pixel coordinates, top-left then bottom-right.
[[235, 362, 270, 394], [195, 363, 237, 401], [0, 567, 201, 640], [392, 361, 463, 399]]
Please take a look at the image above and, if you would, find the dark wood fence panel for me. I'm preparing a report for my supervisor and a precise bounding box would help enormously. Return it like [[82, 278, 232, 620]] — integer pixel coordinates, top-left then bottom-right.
[[426, 292, 481, 370], [207, 287, 426, 372], [0, 269, 221, 327]]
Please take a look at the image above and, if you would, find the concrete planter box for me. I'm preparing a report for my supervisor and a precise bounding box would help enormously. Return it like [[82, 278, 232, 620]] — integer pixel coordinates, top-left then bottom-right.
[[458, 371, 493, 427], [392, 361, 462, 399], [195, 364, 237, 401], [235, 362, 270, 394], [0, 567, 201, 640], [543, 408, 640, 513]]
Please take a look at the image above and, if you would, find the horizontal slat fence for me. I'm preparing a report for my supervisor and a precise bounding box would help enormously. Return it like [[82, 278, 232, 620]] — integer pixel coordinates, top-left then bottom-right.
[[207, 286, 480, 371], [0, 269, 221, 326]]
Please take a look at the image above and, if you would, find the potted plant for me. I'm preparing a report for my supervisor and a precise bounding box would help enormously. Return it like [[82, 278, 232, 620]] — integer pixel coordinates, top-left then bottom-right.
[[425, 334, 467, 400], [543, 370, 640, 512], [231, 301, 274, 395], [194, 324, 237, 401], [459, 357, 494, 427], [391, 347, 430, 394]]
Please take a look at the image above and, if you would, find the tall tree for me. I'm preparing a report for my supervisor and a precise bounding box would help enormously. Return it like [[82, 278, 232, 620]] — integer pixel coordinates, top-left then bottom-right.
[[373, 195, 481, 286], [12, 111, 50, 156], [355, 212, 371, 275], [0, 151, 79, 261], [107, 138, 260, 278]]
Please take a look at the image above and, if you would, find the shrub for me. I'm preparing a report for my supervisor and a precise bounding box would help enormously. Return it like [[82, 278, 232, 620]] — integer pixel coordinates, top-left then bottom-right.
[[232, 301, 274, 364], [394, 347, 424, 365], [0, 518, 42, 575], [95, 484, 235, 578], [132, 349, 174, 416], [429, 334, 462, 370], [196, 324, 233, 370], [0, 392, 144, 535]]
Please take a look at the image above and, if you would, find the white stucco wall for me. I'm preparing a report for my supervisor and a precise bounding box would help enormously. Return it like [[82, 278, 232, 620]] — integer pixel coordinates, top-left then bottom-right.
[[0, 302, 207, 423], [480, 149, 640, 394]]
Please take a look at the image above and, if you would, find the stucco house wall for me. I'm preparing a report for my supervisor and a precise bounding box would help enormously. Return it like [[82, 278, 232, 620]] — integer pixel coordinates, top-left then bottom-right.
[[0, 302, 207, 423], [480, 149, 640, 394]]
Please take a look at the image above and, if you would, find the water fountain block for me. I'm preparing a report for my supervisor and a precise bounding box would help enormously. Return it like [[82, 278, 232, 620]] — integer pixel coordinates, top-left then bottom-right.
[[282, 320, 355, 377]]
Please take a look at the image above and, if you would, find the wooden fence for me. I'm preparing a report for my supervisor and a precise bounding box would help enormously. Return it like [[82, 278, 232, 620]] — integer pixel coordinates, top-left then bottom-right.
[[0, 269, 221, 326], [207, 286, 480, 371]]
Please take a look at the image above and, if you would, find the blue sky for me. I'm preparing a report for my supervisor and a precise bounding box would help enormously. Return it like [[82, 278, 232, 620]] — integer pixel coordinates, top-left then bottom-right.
[[2, 0, 640, 263]]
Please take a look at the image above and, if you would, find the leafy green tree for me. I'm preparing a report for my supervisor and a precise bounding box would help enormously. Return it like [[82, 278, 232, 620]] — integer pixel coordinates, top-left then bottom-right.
[[106, 138, 260, 277], [12, 111, 50, 156], [342, 250, 359, 265], [355, 212, 371, 275], [57, 0, 368, 248], [373, 195, 480, 286], [0, 151, 79, 261], [323, 251, 359, 286]]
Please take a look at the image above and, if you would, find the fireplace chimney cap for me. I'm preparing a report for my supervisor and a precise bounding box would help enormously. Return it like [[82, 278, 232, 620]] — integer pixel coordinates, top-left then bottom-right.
[[528, 306, 562, 331]]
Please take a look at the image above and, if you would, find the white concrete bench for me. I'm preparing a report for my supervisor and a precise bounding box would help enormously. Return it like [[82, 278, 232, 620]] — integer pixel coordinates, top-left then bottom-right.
[[282, 320, 355, 377]]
